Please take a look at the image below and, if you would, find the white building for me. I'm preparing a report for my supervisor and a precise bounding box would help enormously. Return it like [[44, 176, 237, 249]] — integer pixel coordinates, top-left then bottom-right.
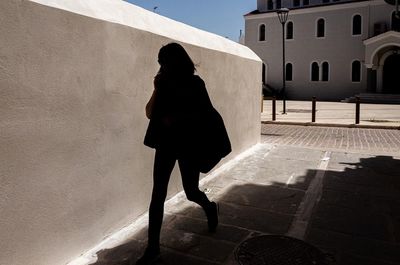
[[245, 0, 400, 100]]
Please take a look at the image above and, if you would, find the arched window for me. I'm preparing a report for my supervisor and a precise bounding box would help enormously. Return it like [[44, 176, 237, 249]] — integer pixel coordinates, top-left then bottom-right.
[[352, 15, 362, 35], [392, 11, 400, 31], [267, 0, 273, 10], [293, 0, 300, 7], [286, 22, 293, 39], [259, 24, 266, 41], [317, 19, 325, 38], [276, 0, 282, 9], [311, 62, 319, 81], [322, 62, 329, 81], [352, 60, 361, 82], [286, 63, 293, 81], [303, 0, 309, 5]]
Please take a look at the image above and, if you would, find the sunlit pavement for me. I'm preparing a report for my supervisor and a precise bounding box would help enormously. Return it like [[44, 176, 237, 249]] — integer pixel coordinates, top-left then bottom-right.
[[262, 100, 400, 128], [87, 124, 400, 265]]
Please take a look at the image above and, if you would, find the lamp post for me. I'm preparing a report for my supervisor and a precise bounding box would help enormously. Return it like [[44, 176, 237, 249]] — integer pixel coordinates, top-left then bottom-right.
[[276, 8, 289, 114]]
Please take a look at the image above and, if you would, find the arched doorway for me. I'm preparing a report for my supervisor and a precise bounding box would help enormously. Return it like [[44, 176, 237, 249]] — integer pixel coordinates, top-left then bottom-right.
[[382, 53, 400, 93]]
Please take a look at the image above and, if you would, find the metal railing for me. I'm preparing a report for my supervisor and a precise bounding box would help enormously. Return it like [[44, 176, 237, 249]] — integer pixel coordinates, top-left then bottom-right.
[[268, 96, 361, 124]]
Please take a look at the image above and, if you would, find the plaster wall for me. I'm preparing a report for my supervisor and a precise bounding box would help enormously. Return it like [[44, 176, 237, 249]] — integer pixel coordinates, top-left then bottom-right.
[[0, 1, 262, 265]]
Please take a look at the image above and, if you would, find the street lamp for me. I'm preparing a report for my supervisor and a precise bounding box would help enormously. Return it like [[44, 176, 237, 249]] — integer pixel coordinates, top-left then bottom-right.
[[276, 7, 289, 114]]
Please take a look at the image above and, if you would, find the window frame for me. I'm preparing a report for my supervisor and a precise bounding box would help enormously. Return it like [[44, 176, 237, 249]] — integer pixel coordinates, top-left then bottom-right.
[[316, 18, 326, 38], [311, 62, 320, 82], [352, 14, 362, 36], [321, 61, 330, 82], [267, 0, 274, 10], [351, 60, 362, 82], [276, 0, 282, 9], [286, 62, 293, 81], [286, 21, 294, 40], [258, 23, 266, 42]]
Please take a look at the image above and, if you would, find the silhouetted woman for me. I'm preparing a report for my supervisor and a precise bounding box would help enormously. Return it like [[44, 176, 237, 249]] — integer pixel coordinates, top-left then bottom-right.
[[137, 43, 224, 265]]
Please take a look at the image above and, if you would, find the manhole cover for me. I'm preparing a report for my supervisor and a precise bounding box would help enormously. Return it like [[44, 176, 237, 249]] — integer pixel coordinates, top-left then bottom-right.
[[234, 235, 330, 265]]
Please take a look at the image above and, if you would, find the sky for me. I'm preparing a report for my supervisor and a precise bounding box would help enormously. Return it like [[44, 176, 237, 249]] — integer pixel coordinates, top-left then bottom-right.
[[124, 0, 256, 42]]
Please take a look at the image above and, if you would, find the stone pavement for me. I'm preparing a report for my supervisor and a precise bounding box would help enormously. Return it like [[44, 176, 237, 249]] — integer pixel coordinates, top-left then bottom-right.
[[83, 124, 400, 265]]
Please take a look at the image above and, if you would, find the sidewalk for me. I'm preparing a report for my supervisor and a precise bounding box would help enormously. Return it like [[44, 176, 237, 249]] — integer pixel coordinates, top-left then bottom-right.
[[261, 100, 400, 129], [74, 126, 400, 265]]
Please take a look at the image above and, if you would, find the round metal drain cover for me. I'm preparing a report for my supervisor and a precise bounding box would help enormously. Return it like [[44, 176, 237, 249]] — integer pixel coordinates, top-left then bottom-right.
[[235, 235, 329, 265]]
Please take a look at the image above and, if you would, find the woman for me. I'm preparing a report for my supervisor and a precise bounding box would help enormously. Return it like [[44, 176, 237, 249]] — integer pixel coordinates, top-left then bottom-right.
[[137, 43, 222, 265]]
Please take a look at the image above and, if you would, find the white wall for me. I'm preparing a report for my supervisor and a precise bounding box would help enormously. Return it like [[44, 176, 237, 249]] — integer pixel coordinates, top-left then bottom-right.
[[245, 0, 395, 100], [0, 1, 262, 265]]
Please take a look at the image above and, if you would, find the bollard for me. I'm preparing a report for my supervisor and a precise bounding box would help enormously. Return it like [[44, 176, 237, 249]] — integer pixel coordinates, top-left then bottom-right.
[[311, 97, 316, 123], [272, 96, 276, 121], [261, 95, 264, 113], [355, 96, 360, 124]]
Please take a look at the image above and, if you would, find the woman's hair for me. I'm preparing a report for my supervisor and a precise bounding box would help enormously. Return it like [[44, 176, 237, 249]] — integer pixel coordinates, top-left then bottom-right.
[[157, 43, 196, 76]]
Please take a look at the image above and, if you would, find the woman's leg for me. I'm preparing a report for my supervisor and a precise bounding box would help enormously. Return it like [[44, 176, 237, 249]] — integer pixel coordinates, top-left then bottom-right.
[[147, 149, 176, 249], [178, 158, 218, 232], [178, 158, 210, 208]]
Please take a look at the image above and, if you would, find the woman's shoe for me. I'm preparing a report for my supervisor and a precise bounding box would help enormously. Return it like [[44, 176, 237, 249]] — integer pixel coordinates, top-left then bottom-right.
[[207, 202, 219, 233], [135, 247, 160, 265]]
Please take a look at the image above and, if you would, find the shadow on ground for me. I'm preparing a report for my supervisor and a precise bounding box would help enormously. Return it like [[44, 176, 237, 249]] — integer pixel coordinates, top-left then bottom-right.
[[90, 154, 400, 265]]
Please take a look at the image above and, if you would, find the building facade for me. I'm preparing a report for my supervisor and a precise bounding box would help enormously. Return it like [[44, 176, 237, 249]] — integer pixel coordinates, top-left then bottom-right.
[[245, 0, 400, 100]]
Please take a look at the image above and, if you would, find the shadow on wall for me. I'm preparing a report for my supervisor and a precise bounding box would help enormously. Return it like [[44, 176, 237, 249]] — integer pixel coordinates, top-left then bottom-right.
[[90, 155, 400, 265]]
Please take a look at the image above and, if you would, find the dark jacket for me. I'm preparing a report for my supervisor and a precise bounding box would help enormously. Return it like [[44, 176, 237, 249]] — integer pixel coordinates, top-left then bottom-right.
[[144, 74, 231, 172]]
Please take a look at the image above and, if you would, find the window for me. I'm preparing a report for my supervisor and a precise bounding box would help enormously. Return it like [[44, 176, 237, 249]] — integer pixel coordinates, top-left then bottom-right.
[[293, 0, 300, 7], [317, 19, 325, 37], [276, 0, 282, 9], [286, 63, 293, 81], [392, 11, 400, 31], [259, 24, 266, 41], [322, 62, 329, 81], [286, 22, 293, 39], [311, 62, 319, 81], [352, 15, 362, 35], [322, 0, 330, 3], [267, 0, 274, 10], [352, 60, 361, 82], [303, 0, 309, 5]]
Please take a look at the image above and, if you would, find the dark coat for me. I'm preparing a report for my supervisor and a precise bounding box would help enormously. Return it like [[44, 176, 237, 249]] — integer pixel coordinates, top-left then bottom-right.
[[144, 74, 231, 173]]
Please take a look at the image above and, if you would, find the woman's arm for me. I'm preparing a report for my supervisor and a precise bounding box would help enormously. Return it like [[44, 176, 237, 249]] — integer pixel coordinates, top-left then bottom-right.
[[145, 89, 157, 119]]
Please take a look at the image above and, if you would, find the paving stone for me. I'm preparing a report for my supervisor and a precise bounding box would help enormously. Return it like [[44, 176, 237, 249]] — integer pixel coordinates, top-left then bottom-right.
[[261, 124, 400, 154], [306, 227, 400, 264], [166, 215, 250, 244], [91, 239, 146, 265], [310, 202, 393, 241], [156, 249, 220, 265], [216, 202, 293, 234], [219, 183, 304, 215], [160, 227, 235, 263], [266, 145, 325, 162], [339, 252, 400, 265], [322, 171, 400, 198], [253, 162, 318, 190], [181, 201, 294, 235]]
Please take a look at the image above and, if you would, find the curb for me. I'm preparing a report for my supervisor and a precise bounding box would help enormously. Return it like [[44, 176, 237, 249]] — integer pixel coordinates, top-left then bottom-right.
[[261, 120, 400, 130]]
